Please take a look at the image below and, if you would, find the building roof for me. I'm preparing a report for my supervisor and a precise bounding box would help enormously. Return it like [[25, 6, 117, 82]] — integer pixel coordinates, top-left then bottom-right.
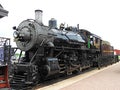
[[0, 4, 8, 18]]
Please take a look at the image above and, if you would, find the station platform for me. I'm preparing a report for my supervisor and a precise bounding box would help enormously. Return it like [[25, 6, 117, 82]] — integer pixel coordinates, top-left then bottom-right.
[[61, 62, 120, 90]]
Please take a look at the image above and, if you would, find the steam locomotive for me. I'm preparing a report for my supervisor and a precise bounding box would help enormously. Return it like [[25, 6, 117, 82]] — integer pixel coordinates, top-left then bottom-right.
[[10, 10, 115, 87]]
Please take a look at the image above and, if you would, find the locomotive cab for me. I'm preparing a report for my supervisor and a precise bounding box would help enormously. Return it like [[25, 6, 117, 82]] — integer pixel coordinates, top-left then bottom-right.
[[79, 29, 101, 50]]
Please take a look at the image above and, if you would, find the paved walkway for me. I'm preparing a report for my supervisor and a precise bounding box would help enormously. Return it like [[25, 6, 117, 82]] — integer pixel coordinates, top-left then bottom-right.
[[61, 62, 120, 90]]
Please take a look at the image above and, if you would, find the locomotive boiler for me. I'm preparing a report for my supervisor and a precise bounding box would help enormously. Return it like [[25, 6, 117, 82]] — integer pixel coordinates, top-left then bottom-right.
[[11, 10, 115, 88]]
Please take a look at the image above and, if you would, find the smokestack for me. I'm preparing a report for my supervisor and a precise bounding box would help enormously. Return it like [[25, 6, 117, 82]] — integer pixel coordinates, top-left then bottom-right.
[[35, 9, 43, 24]]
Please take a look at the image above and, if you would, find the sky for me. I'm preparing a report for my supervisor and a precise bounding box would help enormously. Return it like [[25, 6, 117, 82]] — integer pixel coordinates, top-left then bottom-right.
[[0, 0, 120, 49]]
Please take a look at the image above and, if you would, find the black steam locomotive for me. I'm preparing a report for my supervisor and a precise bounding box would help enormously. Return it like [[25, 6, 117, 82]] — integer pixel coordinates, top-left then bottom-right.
[[10, 10, 115, 87]]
